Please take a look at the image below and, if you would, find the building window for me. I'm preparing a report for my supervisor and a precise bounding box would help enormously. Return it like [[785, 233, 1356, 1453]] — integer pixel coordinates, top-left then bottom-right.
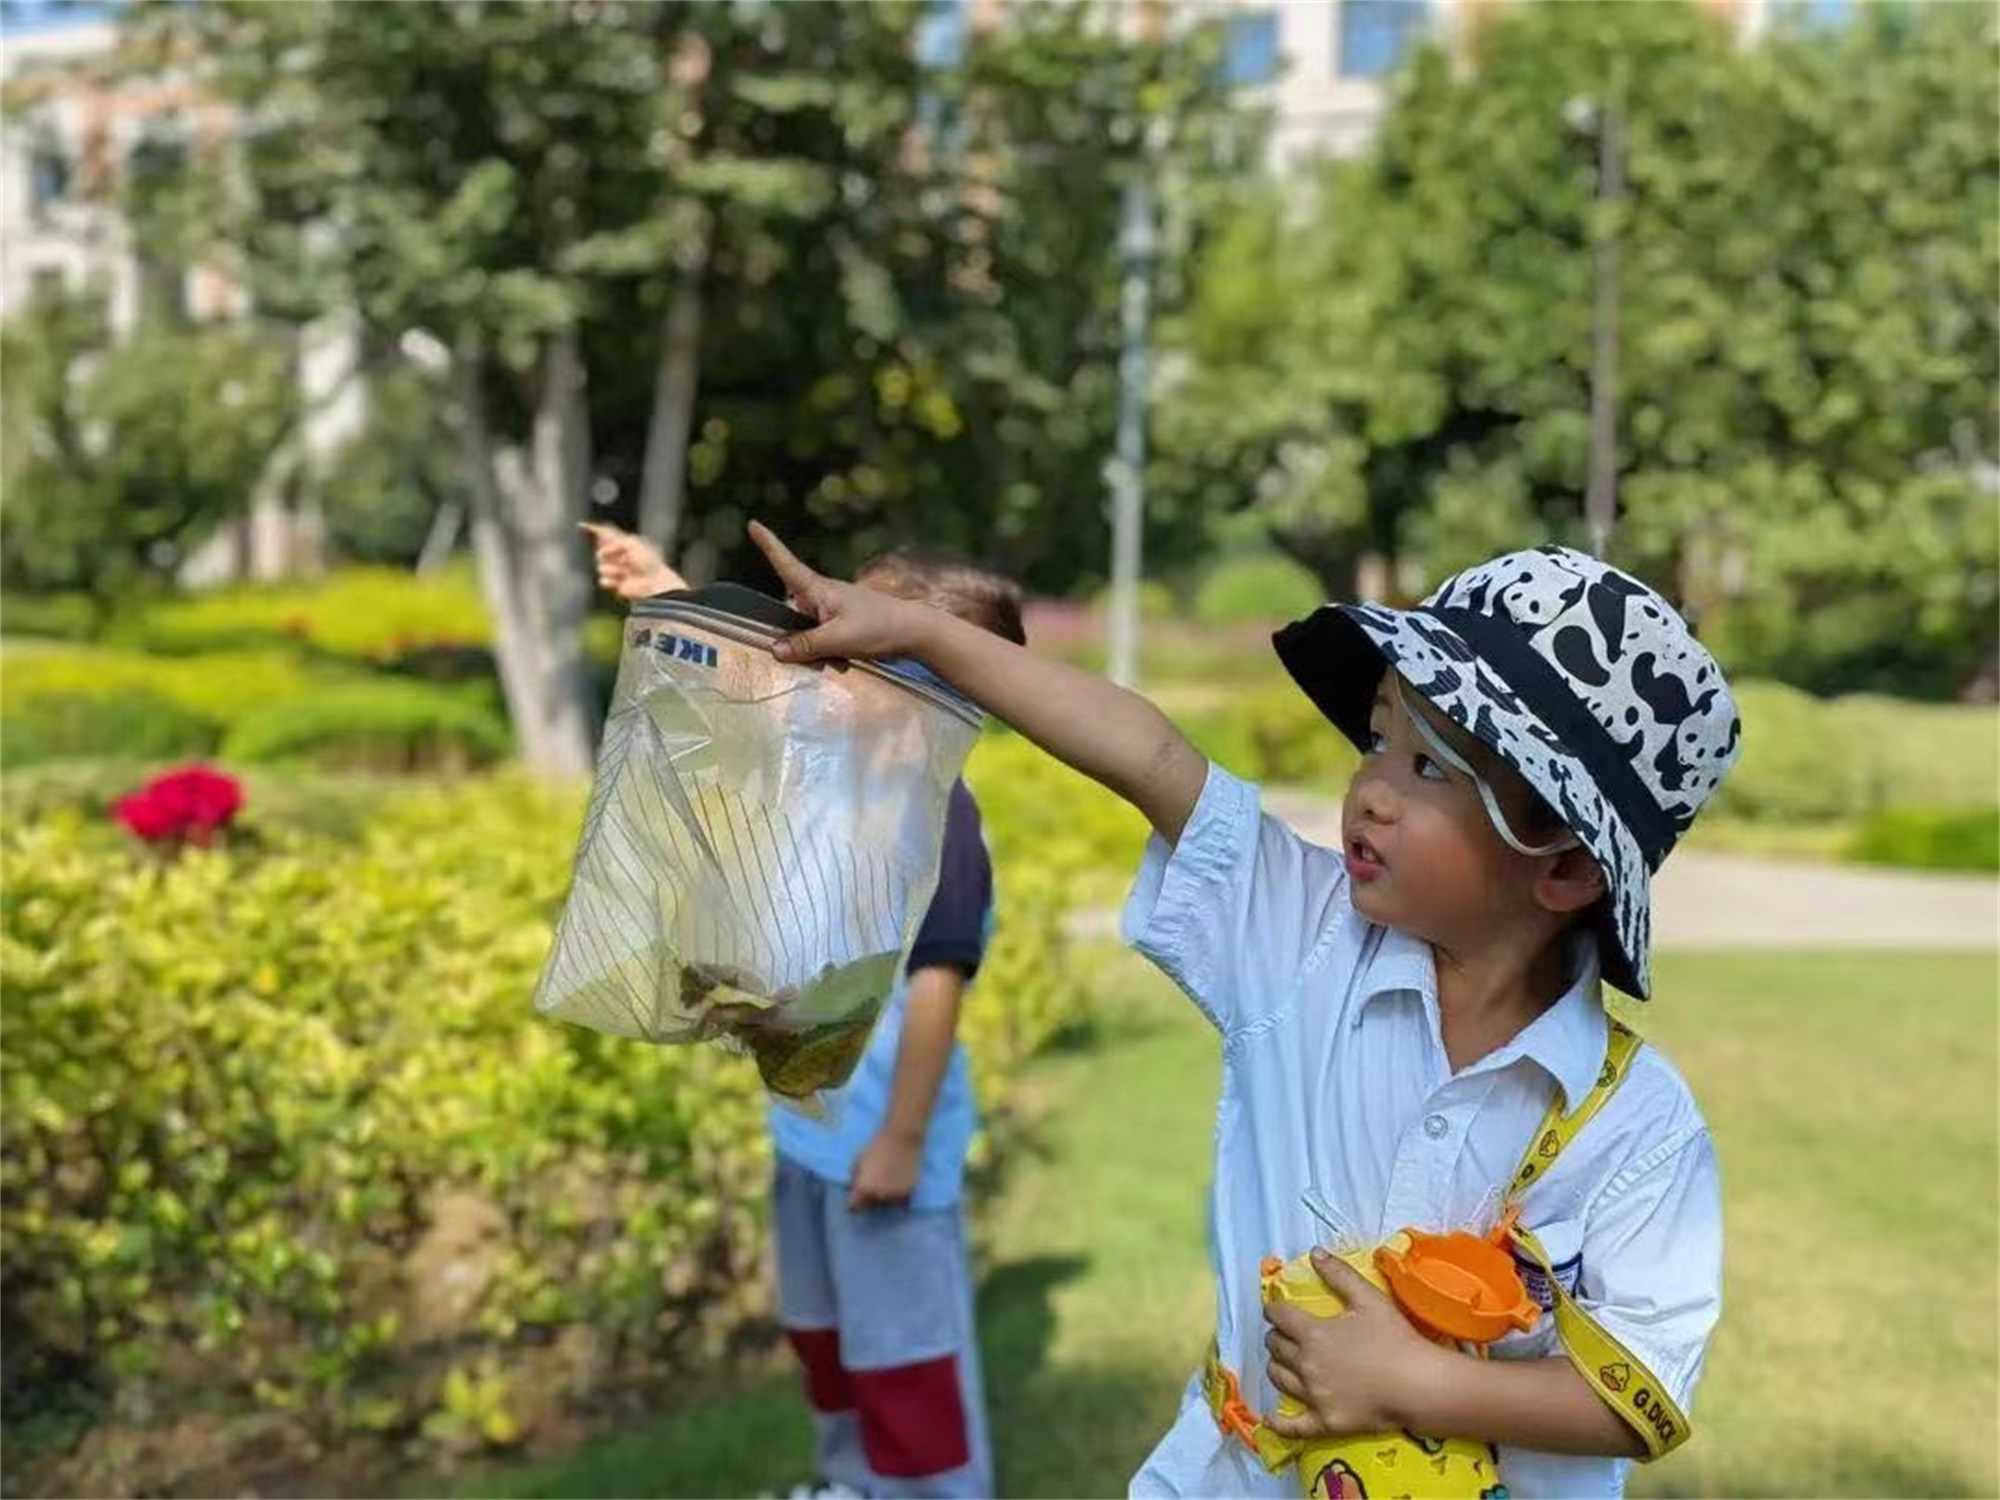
[[28, 142, 70, 213], [1222, 10, 1281, 88], [1337, 0, 1431, 80], [915, 0, 966, 70]]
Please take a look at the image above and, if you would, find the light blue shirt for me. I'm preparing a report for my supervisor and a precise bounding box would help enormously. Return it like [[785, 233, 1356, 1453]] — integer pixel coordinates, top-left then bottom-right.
[[769, 780, 991, 1211], [1124, 763, 1723, 1499], [767, 978, 980, 1212]]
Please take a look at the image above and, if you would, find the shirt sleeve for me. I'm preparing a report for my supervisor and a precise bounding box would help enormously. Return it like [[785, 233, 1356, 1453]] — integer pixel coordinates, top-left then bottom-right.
[[1575, 1127, 1724, 1416], [1120, 761, 1349, 1038], [906, 780, 991, 979]]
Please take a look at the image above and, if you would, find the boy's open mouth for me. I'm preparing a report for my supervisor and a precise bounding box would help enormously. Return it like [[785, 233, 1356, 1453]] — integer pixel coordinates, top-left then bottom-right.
[[1345, 834, 1385, 882]]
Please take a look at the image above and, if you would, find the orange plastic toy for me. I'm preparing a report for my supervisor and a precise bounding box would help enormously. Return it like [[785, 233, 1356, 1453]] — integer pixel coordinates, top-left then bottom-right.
[[1244, 1214, 1535, 1495], [1373, 1207, 1539, 1346]]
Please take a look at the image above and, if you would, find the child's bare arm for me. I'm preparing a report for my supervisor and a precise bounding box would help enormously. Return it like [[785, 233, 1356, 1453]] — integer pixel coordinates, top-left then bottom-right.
[[751, 522, 1207, 843], [1392, 1349, 1645, 1458], [848, 965, 964, 1210], [582, 522, 687, 599], [1265, 1253, 1645, 1458]]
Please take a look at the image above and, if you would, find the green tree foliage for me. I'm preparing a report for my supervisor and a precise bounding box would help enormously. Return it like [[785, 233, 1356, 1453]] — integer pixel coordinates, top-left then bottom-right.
[[0, 287, 297, 604], [106, 0, 1242, 770], [1158, 0, 1998, 696], [583, 1, 1252, 595], [316, 364, 468, 568]]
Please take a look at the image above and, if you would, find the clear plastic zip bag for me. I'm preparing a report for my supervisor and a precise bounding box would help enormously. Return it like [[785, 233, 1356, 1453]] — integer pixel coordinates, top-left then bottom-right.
[[534, 585, 983, 1111]]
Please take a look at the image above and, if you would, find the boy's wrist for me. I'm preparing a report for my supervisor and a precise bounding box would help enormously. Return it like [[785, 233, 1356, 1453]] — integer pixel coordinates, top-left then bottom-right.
[[1383, 1339, 1458, 1432], [900, 600, 950, 662]]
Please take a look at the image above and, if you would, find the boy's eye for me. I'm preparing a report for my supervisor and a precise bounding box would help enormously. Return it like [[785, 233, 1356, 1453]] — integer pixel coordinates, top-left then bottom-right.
[[1414, 753, 1450, 783], [1364, 729, 1387, 755]]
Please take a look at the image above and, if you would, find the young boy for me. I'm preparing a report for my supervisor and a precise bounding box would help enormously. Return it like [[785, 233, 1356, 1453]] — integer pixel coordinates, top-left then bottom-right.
[[746, 523, 1739, 1497], [590, 525, 1020, 1500]]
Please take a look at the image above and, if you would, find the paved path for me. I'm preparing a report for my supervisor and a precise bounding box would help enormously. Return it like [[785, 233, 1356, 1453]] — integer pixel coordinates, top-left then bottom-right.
[[1248, 789, 1998, 950]]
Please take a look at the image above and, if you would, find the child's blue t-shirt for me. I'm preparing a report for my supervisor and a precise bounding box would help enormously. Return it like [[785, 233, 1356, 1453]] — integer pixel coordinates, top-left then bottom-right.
[[767, 780, 991, 1211]]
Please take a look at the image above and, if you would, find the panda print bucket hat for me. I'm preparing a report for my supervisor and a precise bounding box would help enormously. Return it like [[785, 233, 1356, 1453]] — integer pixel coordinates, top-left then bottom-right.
[[1273, 546, 1743, 999]]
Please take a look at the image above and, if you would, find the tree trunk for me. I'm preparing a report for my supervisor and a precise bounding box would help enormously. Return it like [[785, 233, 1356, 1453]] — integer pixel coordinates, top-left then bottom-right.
[[416, 500, 464, 574], [247, 477, 290, 582], [635, 221, 710, 557], [523, 324, 598, 776], [451, 343, 596, 780]]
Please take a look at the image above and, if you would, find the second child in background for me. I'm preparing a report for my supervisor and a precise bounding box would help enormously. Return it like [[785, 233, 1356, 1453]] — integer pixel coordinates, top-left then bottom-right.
[[589, 524, 1020, 1500]]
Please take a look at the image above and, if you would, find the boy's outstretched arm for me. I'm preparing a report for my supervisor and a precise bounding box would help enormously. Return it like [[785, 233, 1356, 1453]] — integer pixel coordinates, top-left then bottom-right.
[[750, 522, 1207, 844]]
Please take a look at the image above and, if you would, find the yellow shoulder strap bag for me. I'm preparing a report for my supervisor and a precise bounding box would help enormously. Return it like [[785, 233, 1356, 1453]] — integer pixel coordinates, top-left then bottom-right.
[[1503, 1017, 1691, 1461]]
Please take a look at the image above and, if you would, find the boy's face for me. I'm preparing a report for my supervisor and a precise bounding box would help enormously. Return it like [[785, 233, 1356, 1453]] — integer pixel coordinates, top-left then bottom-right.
[[1341, 672, 1591, 951]]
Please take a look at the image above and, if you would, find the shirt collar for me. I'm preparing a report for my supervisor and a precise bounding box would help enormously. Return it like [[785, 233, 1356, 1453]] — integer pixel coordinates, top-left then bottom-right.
[[1355, 921, 1438, 1013], [1355, 928, 1609, 1117]]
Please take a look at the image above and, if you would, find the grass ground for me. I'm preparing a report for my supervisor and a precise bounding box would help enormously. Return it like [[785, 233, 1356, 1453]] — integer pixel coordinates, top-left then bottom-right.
[[460, 948, 1997, 1500]]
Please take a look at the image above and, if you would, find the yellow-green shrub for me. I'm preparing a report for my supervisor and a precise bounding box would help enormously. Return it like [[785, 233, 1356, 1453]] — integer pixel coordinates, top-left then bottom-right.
[[1, 781, 768, 1456], [0, 591, 101, 642], [0, 644, 511, 773], [1193, 552, 1323, 627], [0, 689, 220, 767], [121, 566, 626, 673], [1, 753, 1123, 1468], [1174, 684, 1359, 792], [0, 644, 331, 728], [121, 566, 493, 662], [1712, 681, 1998, 823], [222, 683, 511, 772], [1845, 806, 2000, 872]]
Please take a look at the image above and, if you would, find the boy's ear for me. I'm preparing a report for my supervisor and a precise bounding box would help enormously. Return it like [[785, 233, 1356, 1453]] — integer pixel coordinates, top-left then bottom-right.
[[1534, 846, 1605, 916]]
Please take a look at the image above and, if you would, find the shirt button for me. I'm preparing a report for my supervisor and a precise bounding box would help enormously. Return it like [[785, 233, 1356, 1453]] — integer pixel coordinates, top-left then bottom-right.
[[1423, 1113, 1450, 1140]]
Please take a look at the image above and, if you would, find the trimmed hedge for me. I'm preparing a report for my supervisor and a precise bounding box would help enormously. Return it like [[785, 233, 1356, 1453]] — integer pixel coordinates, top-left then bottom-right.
[[1845, 806, 2000, 873], [1711, 681, 1998, 824], [0, 591, 102, 643], [1193, 552, 1324, 627], [1176, 684, 1361, 791], [118, 567, 626, 675], [1089, 579, 1180, 625], [0, 689, 220, 768], [221, 684, 511, 773], [118, 566, 493, 662], [0, 644, 326, 728], [0, 645, 511, 773]]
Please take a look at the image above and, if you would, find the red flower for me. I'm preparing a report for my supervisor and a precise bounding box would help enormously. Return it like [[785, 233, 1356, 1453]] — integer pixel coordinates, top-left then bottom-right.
[[114, 764, 245, 847]]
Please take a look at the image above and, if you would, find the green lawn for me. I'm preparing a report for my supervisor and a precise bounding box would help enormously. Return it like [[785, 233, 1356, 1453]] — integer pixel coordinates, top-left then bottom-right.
[[463, 950, 1998, 1499]]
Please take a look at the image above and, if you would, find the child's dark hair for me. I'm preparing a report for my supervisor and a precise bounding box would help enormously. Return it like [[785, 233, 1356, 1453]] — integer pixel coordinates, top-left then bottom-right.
[[857, 547, 1027, 647]]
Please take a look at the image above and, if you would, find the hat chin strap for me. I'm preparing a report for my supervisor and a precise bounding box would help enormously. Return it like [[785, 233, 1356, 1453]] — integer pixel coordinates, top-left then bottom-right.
[[1392, 672, 1581, 860]]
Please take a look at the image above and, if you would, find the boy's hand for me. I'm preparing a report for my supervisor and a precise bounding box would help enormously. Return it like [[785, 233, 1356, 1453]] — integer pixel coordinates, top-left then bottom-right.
[[848, 1127, 922, 1211], [1262, 1250, 1445, 1442], [749, 521, 927, 663], [582, 522, 687, 600]]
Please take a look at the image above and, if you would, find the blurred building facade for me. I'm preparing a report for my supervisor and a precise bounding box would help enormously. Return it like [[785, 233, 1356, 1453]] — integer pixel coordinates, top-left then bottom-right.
[[929, 0, 1848, 169], [1205, 0, 1848, 166], [1, 2, 359, 582]]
